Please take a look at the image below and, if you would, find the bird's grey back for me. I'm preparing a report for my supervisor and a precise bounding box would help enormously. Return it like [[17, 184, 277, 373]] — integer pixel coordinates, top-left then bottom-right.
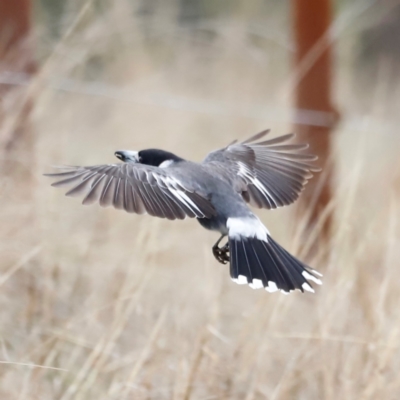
[[170, 161, 251, 219]]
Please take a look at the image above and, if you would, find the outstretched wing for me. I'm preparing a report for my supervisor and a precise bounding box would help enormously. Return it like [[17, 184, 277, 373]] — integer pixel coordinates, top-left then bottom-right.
[[45, 163, 216, 220], [203, 130, 320, 209]]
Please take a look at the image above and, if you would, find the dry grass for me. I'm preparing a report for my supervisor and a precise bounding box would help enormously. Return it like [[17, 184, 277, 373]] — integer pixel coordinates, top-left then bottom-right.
[[1, 1, 400, 399]]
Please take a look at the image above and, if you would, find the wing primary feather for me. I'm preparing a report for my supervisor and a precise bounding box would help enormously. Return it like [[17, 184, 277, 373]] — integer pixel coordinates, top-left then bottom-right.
[[143, 183, 167, 218], [123, 180, 136, 213], [65, 173, 97, 197], [82, 174, 106, 205], [255, 133, 295, 146], [136, 181, 159, 217], [167, 187, 198, 218], [256, 156, 317, 175], [45, 169, 85, 178], [255, 171, 300, 205], [268, 152, 318, 161], [159, 187, 189, 219], [145, 182, 169, 218], [241, 129, 270, 144], [152, 185, 182, 220], [131, 183, 146, 214], [51, 171, 93, 187], [225, 139, 238, 147], [113, 178, 125, 210], [261, 143, 309, 151], [100, 176, 116, 207], [256, 167, 305, 191]]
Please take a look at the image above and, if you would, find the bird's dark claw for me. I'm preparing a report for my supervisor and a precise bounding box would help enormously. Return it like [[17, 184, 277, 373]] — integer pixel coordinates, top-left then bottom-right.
[[212, 242, 230, 264]]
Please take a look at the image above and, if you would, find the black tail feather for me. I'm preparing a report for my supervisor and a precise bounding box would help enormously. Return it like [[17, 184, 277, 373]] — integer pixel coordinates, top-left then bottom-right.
[[229, 235, 322, 293]]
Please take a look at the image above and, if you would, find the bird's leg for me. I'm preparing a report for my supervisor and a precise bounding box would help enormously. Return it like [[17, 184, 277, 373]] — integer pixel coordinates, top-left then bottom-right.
[[212, 234, 230, 264]]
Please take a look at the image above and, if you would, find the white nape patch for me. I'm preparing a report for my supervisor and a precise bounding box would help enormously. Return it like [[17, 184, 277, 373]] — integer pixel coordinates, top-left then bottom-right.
[[265, 281, 278, 293], [227, 217, 269, 241], [232, 275, 248, 285], [249, 278, 263, 289], [302, 282, 315, 293], [303, 271, 323, 285], [159, 159, 174, 168]]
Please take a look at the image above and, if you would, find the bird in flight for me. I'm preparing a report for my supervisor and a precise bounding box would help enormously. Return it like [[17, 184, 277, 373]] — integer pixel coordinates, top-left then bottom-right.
[[46, 130, 322, 294]]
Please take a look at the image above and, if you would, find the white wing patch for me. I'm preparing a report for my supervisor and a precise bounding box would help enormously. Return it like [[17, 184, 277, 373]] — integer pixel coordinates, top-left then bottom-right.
[[237, 162, 279, 208], [161, 176, 203, 216]]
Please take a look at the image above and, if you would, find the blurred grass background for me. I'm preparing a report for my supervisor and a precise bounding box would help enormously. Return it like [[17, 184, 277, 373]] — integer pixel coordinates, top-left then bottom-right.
[[1, 0, 400, 398]]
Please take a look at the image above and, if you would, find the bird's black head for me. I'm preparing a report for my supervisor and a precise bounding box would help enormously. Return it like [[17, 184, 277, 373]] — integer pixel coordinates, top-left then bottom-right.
[[138, 149, 184, 167]]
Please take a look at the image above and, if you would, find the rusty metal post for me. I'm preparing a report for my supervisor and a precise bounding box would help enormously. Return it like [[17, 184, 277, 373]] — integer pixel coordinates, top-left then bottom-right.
[[0, 0, 35, 156], [292, 0, 338, 241]]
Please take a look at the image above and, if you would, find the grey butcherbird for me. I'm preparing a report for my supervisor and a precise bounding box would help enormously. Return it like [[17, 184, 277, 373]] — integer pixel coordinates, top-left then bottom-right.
[[46, 130, 322, 294]]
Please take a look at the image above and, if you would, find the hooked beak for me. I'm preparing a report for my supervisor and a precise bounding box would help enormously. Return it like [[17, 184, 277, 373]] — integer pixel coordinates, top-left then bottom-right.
[[114, 150, 139, 163]]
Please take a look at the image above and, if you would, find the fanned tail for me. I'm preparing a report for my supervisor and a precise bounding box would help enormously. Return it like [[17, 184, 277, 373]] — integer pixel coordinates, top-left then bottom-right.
[[227, 217, 322, 293]]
